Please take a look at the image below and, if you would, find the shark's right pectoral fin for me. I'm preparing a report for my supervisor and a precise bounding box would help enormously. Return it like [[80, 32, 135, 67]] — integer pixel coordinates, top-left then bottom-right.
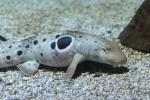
[[62, 53, 85, 79], [17, 60, 39, 76]]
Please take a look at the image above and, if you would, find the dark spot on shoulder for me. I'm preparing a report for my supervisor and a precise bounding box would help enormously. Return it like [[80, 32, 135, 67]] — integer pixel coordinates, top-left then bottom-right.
[[51, 42, 56, 49], [25, 45, 30, 48], [6, 55, 11, 60], [40, 53, 43, 57], [57, 36, 72, 49], [55, 34, 60, 38], [18, 45, 21, 47], [33, 40, 38, 45], [43, 38, 46, 42], [17, 50, 23, 56]]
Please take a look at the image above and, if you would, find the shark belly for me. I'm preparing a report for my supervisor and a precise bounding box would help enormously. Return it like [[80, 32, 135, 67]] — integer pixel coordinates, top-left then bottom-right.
[[39, 53, 74, 67]]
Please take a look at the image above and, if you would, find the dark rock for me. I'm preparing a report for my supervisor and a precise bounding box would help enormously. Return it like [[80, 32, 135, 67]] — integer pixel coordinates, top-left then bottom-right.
[[119, 0, 150, 53]]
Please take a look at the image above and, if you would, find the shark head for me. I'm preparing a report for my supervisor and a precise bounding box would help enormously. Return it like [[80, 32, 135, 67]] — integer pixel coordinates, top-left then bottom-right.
[[75, 35, 127, 66], [90, 37, 127, 66], [98, 39, 127, 66]]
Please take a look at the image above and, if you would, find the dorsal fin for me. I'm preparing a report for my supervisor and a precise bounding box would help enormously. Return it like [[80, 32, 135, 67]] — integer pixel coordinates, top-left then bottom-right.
[[0, 35, 7, 41]]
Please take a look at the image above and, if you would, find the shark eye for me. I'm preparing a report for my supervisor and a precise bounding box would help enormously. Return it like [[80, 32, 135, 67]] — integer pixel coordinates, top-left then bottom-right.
[[102, 48, 110, 54], [106, 47, 111, 51], [104, 45, 112, 51]]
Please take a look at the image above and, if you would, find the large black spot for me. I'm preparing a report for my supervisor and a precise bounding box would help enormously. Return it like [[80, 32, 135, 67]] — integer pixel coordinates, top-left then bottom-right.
[[57, 36, 72, 49], [51, 42, 56, 49]]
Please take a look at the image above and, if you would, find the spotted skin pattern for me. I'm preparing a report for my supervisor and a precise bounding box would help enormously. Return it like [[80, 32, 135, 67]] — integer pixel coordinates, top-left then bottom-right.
[[0, 30, 127, 78]]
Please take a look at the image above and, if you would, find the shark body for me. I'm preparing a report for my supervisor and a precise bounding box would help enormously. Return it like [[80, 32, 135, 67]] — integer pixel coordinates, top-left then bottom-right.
[[0, 30, 127, 79]]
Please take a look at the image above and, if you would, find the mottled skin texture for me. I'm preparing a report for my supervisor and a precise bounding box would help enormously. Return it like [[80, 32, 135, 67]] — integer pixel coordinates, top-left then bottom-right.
[[0, 30, 127, 79]]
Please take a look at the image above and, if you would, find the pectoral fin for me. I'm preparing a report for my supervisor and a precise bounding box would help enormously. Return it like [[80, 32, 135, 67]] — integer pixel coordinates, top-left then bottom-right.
[[62, 53, 85, 79], [17, 60, 39, 76]]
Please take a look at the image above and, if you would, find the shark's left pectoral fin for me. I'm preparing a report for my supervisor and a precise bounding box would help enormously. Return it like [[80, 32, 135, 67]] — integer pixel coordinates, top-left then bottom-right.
[[17, 60, 39, 76], [62, 53, 85, 79]]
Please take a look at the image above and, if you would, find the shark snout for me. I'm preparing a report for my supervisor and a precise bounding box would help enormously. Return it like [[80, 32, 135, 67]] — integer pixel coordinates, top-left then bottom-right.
[[114, 56, 127, 65], [113, 53, 127, 65]]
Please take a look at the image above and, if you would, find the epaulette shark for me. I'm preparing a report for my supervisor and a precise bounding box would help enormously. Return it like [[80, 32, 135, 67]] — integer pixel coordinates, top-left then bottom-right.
[[0, 30, 127, 79]]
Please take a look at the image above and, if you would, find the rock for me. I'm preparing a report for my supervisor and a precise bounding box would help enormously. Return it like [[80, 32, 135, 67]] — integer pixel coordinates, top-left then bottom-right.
[[119, 0, 150, 53]]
